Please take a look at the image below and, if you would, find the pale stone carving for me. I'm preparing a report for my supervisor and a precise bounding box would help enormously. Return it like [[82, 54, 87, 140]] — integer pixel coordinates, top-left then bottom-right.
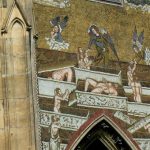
[[74, 67, 122, 84], [42, 141, 49, 150], [124, 86, 150, 96], [76, 91, 127, 111], [128, 115, 150, 133], [42, 141, 67, 150], [34, 0, 70, 8], [135, 139, 150, 150], [38, 77, 76, 97], [128, 102, 150, 117], [40, 110, 89, 131], [114, 111, 136, 125], [145, 48, 150, 65]]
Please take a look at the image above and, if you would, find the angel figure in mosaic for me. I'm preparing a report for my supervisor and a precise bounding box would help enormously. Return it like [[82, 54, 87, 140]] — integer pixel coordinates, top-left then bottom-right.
[[49, 115, 61, 150], [132, 26, 144, 63], [87, 25, 120, 67], [46, 16, 69, 50]]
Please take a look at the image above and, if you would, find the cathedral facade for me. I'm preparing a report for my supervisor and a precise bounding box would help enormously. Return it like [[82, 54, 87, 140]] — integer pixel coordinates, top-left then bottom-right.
[[0, 0, 150, 150]]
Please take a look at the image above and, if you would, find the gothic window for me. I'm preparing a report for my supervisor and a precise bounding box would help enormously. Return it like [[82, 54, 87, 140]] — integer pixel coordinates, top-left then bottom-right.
[[74, 119, 135, 150]]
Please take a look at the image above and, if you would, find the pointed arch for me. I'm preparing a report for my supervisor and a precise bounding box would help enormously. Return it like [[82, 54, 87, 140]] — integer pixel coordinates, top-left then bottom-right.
[[1, 0, 31, 34], [1, 1, 30, 98], [11, 20, 26, 73], [10, 17, 26, 31], [66, 110, 140, 150]]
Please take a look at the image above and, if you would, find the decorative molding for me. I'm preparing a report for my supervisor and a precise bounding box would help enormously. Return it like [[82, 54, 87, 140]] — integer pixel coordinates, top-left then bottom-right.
[[76, 91, 127, 111], [66, 110, 140, 150], [38, 77, 76, 97], [34, 0, 70, 8], [124, 86, 150, 96], [74, 67, 122, 84], [42, 141, 67, 150], [128, 115, 150, 134], [128, 102, 150, 117], [60, 143, 67, 150], [40, 110, 89, 131], [38, 66, 74, 74], [114, 111, 136, 125], [89, 0, 124, 7], [134, 139, 150, 150], [42, 141, 49, 150]]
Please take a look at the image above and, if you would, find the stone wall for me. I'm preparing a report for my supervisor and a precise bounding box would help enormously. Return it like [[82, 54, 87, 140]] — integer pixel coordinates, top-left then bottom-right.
[[0, 1, 36, 150]]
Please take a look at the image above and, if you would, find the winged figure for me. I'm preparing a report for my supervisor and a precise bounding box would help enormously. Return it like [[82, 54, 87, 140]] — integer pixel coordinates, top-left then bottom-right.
[[46, 16, 69, 50], [132, 26, 144, 62], [50, 16, 69, 42], [88, 25, 120, 67]]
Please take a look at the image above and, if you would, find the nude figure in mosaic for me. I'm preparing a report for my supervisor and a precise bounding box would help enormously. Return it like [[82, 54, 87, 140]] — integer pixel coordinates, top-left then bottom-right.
[[54, 88, 70, 113], [127, 60, 137, 86], [131, 76, 142, 103], [51, 68, 73, 82], [84, 78, 118, 96], [77, 47, 93, 69]]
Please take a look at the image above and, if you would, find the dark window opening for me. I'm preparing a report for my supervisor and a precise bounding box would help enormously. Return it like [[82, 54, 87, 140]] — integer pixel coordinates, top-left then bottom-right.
[[86, 139, 109, 150], [75, 120, 132, 150]]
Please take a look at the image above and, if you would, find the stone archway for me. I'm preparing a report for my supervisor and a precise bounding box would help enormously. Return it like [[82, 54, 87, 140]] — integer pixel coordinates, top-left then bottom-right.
[[74, 119, 132, 150], [66, 110, 140, 150]]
